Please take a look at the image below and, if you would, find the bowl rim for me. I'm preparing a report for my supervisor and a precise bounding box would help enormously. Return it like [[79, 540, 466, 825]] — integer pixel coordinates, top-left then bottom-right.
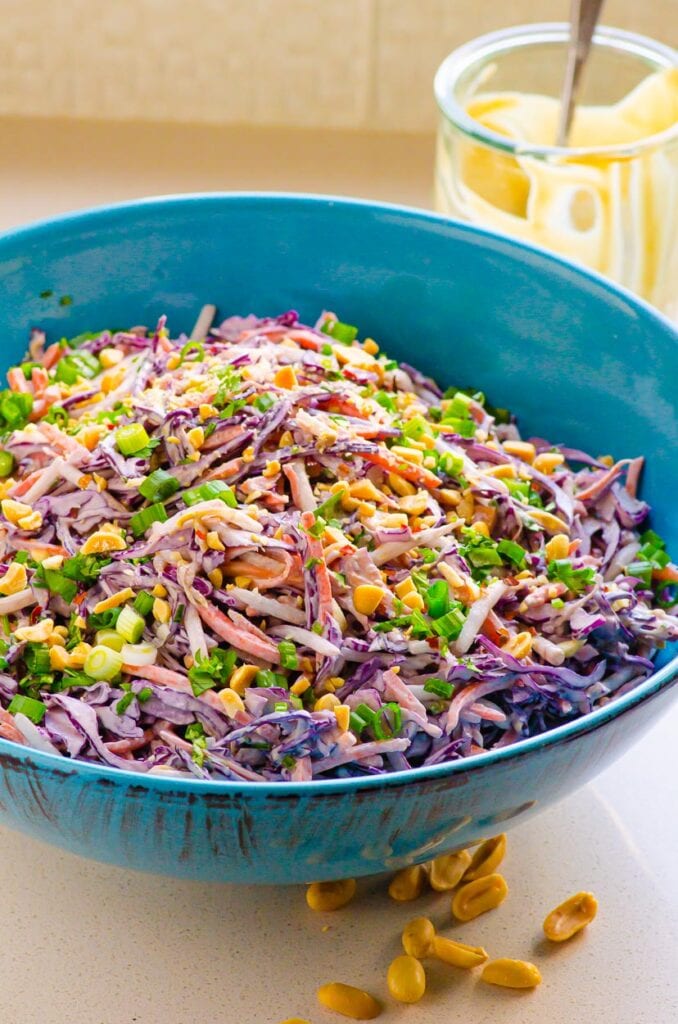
[[0, 190, 676, 795]]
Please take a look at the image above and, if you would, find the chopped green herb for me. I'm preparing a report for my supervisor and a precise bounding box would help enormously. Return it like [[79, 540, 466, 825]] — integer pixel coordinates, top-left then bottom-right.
[[497, 539, 527, 568], [547, 560, 596, 594], [189, 648, 237, 696]]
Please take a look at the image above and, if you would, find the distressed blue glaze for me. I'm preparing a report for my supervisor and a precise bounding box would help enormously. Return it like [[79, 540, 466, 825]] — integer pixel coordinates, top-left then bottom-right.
[[0, 194, 675, 883]]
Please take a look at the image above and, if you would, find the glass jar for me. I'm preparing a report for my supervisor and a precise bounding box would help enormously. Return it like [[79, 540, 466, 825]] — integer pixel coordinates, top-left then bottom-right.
[[434, 24, 678, 317]]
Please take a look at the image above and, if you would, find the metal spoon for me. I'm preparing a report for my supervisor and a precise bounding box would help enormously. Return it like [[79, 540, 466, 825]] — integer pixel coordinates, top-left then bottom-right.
[[557, 0, 607, 146]]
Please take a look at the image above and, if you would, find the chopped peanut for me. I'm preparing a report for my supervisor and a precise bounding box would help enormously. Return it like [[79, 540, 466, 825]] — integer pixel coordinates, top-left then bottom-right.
[[503, 440, 536, 462], [1, 499, 33, 525], [262, 459, 281, 478], [273, 366, 298, 389], [15, 619, 55, 643], [152, 598, 172, 624], [545, 533, 570, 561], [99, 347, 124, 368], [93, 588, 135, 614], [187, 426, 205, 450], [219, 688, 245, 718], [0, 562, 28, 596], [81, 528, 127, 555], [394, 577, 415, 598], [533, 451, 565, 474]]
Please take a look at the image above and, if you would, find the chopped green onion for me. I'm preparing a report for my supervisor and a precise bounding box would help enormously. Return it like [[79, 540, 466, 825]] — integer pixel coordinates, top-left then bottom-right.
[[20, 360, 42, 378], [430, 606, 466, 640], [441, 417, 476, 438], [95, 628, 125, 652], [115, 605, 146, 644], [115, 691, 135, 715], [349, 711, 368, 734], [183, 480, 237, 508], [273, 701, 289, 713], [409, 609, 434, 637], [278, 640, 298, 670], [0, 450, 15, 478], [130, 502, 168, 538], [44, 405, 68, 426], [497, 539, 527, 567], [178, 340, 204, 364], [438, 451, 464, 478], [401, 415, 430, 440], [116, 423, 151, 456], [626, 561, 653, 587], [24, 644, 52, 674], [551, 597, 565, 609], [120, 642, 158, 667], [255, 670, 278, 688], [138, 687, 152, 703], [419, 548, 437, 565], [321, 319, 358, 343], [640, 529, 665, 550], [8, 694, 46, 724], [424, 678, 454, 699], [84, 645, 123, 681], [133, 591, 155, 616], [0, 390, 33, 431], [185, 722, 205, 742], [139, 469, 180, 503], [446, 391, 473, 419], [355, 703, 376, 726], [374, 390, 397, 413], [54, 352, 100, 385], [425, 579, 450, 619], [254, 393, 275, 412], [373, 701, 402, 740]]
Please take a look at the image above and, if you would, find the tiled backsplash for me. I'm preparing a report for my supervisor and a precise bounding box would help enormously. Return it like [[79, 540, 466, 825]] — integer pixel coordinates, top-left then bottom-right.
[[0, 0, 674, 131]]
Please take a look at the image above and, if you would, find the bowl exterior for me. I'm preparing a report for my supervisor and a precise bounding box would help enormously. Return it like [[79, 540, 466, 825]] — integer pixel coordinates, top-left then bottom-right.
[[0, 193, 675, 881], [0, 680, 674, 882]]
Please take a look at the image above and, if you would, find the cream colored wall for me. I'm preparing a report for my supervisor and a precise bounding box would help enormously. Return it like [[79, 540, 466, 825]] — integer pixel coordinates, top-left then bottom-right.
[[0, 0, 675, 132]]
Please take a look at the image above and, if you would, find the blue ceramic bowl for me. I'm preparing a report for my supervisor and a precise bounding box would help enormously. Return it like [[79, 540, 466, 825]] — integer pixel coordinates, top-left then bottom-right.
[[0, 194, 676, 883]]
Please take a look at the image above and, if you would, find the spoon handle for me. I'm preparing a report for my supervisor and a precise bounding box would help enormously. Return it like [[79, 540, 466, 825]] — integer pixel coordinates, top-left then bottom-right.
[[557, 0, 606, 147]]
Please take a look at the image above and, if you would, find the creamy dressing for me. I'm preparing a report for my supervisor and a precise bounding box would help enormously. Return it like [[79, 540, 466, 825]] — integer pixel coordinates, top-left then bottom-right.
[[436, 69, 678, 311]]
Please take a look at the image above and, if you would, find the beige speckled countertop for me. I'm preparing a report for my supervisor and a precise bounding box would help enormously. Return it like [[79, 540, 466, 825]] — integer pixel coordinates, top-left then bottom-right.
[[0, 117, 677, 1024]]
